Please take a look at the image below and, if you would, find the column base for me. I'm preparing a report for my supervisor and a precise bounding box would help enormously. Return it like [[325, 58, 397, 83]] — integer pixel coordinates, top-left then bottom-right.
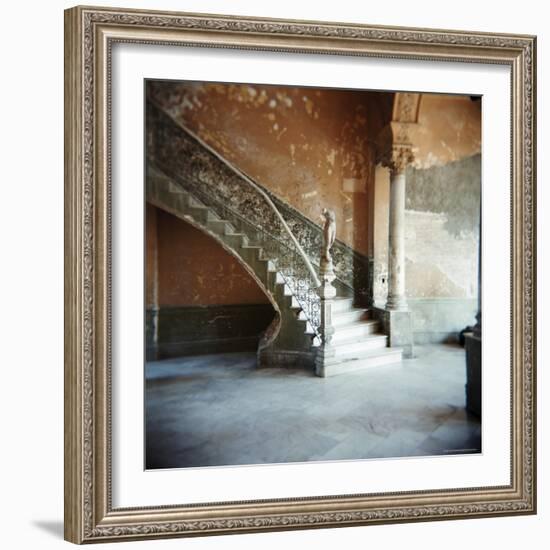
[[376, 308, 414, 358], [385, 294, 408, 311], [464, 333, 481, 418]]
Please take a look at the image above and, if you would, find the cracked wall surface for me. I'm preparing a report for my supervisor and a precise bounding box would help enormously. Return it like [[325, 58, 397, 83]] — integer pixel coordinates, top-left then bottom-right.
[[405, 154, 481, 300]]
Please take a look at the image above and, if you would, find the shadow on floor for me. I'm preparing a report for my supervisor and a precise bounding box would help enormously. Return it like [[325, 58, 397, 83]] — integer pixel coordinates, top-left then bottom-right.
[[32, 520, 64, 540]]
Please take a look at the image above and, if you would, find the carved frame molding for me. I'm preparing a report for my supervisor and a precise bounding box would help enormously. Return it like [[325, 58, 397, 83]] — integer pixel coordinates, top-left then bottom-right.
[[65, 5, 536, 543]]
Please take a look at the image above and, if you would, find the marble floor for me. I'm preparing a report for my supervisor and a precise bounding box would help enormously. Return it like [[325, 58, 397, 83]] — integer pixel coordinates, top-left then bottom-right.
[[145, 344, 481, 469]]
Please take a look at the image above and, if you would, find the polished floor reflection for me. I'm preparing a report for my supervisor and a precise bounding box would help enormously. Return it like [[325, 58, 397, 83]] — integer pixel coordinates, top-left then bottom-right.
[[145, 344, 481, 469]]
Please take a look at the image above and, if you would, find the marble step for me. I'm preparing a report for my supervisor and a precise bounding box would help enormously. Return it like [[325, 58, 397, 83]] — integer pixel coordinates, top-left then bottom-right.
[[331, 334, 388, 356], [239, 244, 263, 263], [331, 297, 355, 313], [332, 308, 369, 326], [239, 252, 271, 281], [207, 219, 240, 239], [206, 219, 228, 232], [167, 180, 186, 194], [187, 196, 207, 208], [183, 195, 223, 220], [221, 232, 247, 250], [320, 348, 403, 377], [207, 220, 248, 248], [184, 206, 212, 225], [266, 259, 277, 272], [332, 319, 380, 343]]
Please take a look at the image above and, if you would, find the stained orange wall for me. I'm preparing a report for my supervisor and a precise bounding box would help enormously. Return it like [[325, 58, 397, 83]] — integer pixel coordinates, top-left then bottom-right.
[[148, 82, 393, 256], [411, 94, 481, 169], [150, 206, 269, 307]]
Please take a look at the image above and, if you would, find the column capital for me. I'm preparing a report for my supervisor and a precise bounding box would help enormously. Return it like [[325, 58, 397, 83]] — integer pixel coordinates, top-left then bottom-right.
[[379, 144, 415, 176], [375, 121, 416, 176]]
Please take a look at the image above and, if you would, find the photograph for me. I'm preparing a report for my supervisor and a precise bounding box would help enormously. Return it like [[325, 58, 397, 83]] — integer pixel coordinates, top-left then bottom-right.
[[62, 4, 537, 543], [144, 80, 482, 470]]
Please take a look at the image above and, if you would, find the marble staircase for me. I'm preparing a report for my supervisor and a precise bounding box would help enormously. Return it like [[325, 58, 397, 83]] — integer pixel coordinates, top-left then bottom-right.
[[323, 297, 403, 376], [147, 162, 402, 375]]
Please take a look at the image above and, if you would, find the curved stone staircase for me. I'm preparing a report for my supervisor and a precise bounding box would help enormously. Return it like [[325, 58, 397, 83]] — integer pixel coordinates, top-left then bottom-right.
[[147, 164, 317, 368], [147, 162, 403, 375]]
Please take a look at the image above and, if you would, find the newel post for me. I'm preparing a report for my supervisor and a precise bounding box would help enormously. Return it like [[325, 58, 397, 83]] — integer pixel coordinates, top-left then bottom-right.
[[315, 209, 338, 378]]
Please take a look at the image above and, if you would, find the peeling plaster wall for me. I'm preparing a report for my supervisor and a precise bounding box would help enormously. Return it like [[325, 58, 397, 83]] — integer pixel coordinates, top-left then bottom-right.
[[404, 154, 481, 342], [405, 154, 481, 300], [405, 96, 481, 305], [154, 206, 270, 306], [373, 94, 481, 342], [411, 94, 481, 170], [148, 81, 393, 257]]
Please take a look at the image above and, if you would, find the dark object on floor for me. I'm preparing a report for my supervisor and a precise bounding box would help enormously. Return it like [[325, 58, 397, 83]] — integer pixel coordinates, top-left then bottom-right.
[[459, 326, 474, 347], [465, 333, 482, 418]]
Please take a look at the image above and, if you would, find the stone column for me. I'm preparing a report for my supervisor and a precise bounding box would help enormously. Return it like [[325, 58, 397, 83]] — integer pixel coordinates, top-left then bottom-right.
[[386, 167, 408, 311], [379, 143, 415, 357]]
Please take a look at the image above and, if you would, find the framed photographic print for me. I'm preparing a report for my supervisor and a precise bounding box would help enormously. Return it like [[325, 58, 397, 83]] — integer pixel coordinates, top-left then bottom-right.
[[64, 5, 537, 544]]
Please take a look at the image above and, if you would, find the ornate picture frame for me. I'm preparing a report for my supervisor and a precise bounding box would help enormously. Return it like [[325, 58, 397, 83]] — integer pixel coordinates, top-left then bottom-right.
[[64, 5, 536, 543]]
